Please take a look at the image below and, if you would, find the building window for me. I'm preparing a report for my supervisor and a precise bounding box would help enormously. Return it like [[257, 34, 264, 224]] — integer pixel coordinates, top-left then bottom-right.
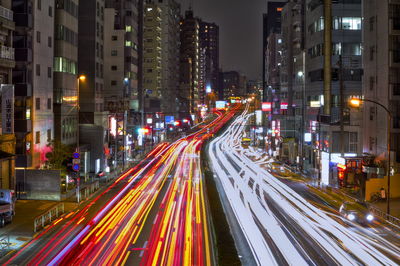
[[111, 65, 117, 71], [369, 16, 375, 31], [349, 132, 358, 153], [111, 50, 117, 56], [37, 0, 41, 10], [36, 98, 40, 110], [111, 80, 117, 86], [36, 64, 40, 76], [370, 46, 375, 61], [125, 25, 132, 32], [125, 40, 132, 47], [36, 131, 40, 144], [368, 76, 374, 91], [48, 67, 52, 78], [49, 6, 53, 17], [369, 137, 375, 151], [112, 35, 117, 41], [37, 31, 41, 43], [48, 36, 52, 47], [47, 129, 51, 142], [47, 98, 52, 110], [369, 107, 375, 121]]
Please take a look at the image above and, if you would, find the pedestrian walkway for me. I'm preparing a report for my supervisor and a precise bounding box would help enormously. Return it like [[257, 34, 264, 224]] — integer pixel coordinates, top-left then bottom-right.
[[0, 144, 161, 258]]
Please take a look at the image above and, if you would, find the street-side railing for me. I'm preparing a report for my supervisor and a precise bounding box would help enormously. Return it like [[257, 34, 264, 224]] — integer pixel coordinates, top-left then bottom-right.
[[33, 203, 65, 232], [0, 234, 10, 250], [368, 205, 400, 228], [282, 163, 400, 228], [79, 181, 100, 201]]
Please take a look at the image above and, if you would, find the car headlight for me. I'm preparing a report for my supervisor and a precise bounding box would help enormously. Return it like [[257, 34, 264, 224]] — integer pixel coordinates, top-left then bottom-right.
[[366, 214, 374, 221], [347, 213, 356, 221]]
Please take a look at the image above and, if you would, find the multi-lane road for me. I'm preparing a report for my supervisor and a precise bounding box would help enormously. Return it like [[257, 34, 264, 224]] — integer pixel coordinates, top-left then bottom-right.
[[2, 108, 235, 265], [209, 105, 400, 265]]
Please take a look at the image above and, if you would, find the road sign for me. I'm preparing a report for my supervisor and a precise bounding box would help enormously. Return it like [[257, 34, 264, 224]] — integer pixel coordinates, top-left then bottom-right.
[[72, 164, 80, 172], [72, 159, 80, 164], [73, 152, 80, 159]]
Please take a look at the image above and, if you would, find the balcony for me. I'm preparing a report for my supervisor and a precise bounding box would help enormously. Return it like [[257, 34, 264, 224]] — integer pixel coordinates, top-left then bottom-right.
[[0, 45, 14, 60], [14, 119, 32, 133], [14, 83, 32, 97], [0, 6, 13, 21], [14, 13, 32, 28], [15, 47, 31, 62]]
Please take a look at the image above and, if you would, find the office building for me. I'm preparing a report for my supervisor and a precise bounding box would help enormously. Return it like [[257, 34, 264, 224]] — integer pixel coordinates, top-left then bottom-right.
[[53, 0, 79, 146]]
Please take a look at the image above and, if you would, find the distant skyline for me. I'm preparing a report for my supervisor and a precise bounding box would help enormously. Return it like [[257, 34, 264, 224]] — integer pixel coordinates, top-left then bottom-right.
[[176, 0, 268, 80]]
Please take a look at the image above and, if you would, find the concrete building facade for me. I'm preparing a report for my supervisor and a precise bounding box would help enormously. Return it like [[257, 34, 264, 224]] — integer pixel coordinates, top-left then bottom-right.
[[53, 0, 79, 146], [199, 21, 219, 105], [0, 0, 15, 188], [78, 0, 108, 173], [13, 0, 54, 169], [362, 0, 400, 171], [304, 0, 363, 180], [180, 9, 200, 117]]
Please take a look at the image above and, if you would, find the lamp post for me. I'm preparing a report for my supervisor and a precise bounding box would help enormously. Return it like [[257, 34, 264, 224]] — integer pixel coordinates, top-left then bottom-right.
[[349, 97, 392, 214], [76, 75, 86, 203]]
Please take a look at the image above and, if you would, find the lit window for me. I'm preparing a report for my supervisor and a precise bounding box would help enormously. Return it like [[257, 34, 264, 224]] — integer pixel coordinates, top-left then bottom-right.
[[125, 40, 132, 47], [125, 25, 132, 32]]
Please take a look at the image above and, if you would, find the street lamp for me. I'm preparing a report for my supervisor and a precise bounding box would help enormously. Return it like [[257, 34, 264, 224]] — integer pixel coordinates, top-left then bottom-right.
[[76, 74, 86, 203], [349, 97, 392, 214]]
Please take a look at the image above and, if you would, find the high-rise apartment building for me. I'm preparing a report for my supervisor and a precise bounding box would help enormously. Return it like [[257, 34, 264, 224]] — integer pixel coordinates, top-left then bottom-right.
[[304, 0, 363, 180], [158, 0, 180, 115], [13, 0, 54, 169], [53, 0, 79, 146], [180, 9, 200, 117], [0, 0, 15, 188], [142, 3, 162, 113], [78, 0, 109, 173], [278, 0, 305, 163], [199, 21, 219, 104], [362, 1, 400, 171], [263, 1, 285, 101], [104, 0, 140, 166]]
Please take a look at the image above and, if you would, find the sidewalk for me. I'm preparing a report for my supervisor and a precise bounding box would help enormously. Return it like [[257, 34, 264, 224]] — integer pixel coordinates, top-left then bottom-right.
[[279, 162, 400, 220], [0, 145, 159, 257], [0, 200, 77, 256]]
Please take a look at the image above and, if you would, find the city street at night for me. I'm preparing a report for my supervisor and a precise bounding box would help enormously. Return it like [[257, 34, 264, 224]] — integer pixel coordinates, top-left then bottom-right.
[[1, 0, 400, 265]]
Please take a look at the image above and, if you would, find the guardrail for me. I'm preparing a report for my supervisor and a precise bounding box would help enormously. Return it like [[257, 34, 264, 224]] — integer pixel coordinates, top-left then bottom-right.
[[368, 205, 400, 228], [281, 162, 400, 228], [79, 181, 100, 201], [0, 234, 10, 250], [33, 203, 64, 232]]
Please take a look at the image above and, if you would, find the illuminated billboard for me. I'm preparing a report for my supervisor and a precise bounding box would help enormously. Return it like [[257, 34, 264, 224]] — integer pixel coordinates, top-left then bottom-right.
[[262, 102, 272, 112], [216, 101, 227, 109]]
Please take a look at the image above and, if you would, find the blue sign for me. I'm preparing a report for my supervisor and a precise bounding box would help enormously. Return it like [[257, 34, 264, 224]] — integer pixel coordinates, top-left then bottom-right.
[[165, 116, 175, 125], [73, 152, 80, 159], [72, 164, 80, 172]]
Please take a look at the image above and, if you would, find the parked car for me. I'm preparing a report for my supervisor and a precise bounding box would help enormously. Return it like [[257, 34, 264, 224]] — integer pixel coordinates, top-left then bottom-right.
[[339, 201, 374, 224], [0, 189, 15, 227]]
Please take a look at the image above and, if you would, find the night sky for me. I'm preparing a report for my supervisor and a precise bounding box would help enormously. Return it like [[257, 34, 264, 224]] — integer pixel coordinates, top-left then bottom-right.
[[176, 0, 268, 80]]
